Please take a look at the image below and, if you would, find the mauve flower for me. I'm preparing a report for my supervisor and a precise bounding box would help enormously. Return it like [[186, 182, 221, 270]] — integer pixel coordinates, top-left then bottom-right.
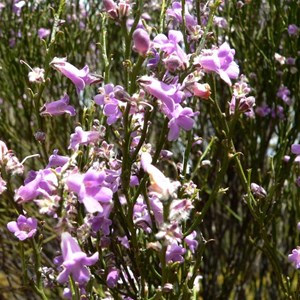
[[147, 49, 160, 69], [7, 215, 37, 241], [153, 30, 189, 69], [133, 197, 152, 233], [106, 268, 119, 288], [103, 0, 116, 11], [69, 126, 100, 150], [184, 231, 198, 253], [291, 144, 300, 163], [166, 1, 197, 28], [94, 84, 124, 125], [117, 0, 131, 18], [138, 76, 184, 112], [66, 168, 113, 213], [103, 0, 118, 19], [229, 96, 255, 115], [56, 232, 99, 284], [214, 16, 228, 29], [167, 104, 196, 141], [276, 85, 291, 105], [195, 42, 239, 86], [40, 94, 76, 117], [288, 248, 300, 269], [15, 168, 58, 203], [47, 149, 69, 168], [255, 104, 271, 117], [50, 57, 102, 94], [87, 203, 113, 235], [288, 24, 299, 36], [38, 28, 51, 39], [166, 244, 186, 264], [13, 0, 25, 16], [132, 28, 151, 56], [286, 57, 296, 65], [63, 286, 86, 300], [130, 175, 139, 187], [118, 236, 130, 249], [271, 105, 284, 120]]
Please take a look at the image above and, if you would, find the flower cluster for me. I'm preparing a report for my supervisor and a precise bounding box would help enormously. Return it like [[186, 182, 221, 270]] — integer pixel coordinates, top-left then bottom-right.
[[4, 0, 299, 299]]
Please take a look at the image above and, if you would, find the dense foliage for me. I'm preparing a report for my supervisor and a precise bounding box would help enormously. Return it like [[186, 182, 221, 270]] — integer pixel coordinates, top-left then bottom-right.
[[0, 0, 299, 299]]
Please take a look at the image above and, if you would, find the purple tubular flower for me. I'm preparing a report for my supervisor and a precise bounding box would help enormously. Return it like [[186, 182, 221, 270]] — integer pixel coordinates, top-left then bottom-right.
[[166, 244, 186, 264], [94, 84, 124, 125], [184, 231, 198, 253], [7, 215, 37, 241], [47, 149, 69, 168], [66, 168, 113, 213], [291, 144, 300, 163], [229, 96, 255, 115], [255, 104, 271, 117], [132, 28, 151, 56], [149, 195, 163, 226], [197, 42, 239, 86], [50, 57, 102, 94], [288, 248, 300, 269], [153, 30, 189, 69], [103, 0, 117, 11], [288, 24, 299, 36], [69, 126, 100, 150], [291, 144, 300, 155], [15, 168, 58, 203], [56, 232, 99, 284], [166, 1, 197, 28], [13, 0, 25, 16], [40, 94, 76, 117], [133, 197, 152, 233], [138, 76, 184, 112], [106, 268, 119, 288], [276, 85, 291, 105], [147, 49, 160, 69], [167, 104, 197, 141], [89, 211, 112, 235], [103, 0, 118, 19], [38, 28, 51, 39]]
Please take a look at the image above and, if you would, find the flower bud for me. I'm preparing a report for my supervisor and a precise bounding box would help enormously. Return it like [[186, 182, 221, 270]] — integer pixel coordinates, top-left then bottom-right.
[[132, 28, 150, 56], [193, 82, 211, 99], [118, 0, 131, 17], [103, 0, 118, 19], [103, 0, 116, 11], [250, 183, 267, 198], [34, 131, 46, 142]]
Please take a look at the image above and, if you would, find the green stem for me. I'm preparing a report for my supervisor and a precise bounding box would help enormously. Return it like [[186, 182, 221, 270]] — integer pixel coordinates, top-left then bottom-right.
[[190, 136, 217, 180], [31, 239, 48, 300], [100, 14, 110, 83]]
